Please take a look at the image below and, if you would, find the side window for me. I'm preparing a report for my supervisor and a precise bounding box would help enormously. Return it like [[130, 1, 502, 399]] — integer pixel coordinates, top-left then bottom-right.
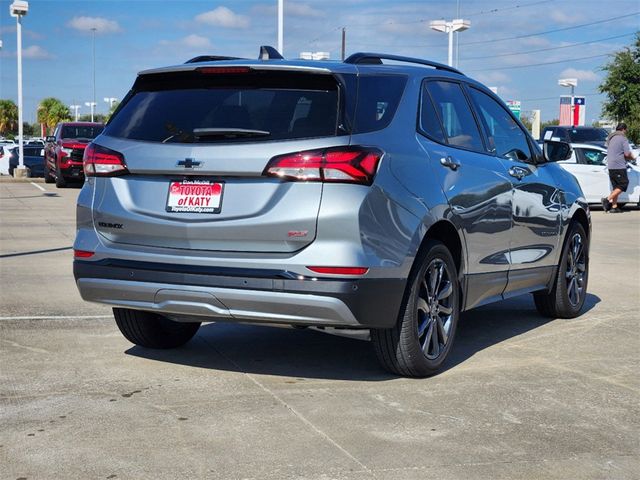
[[425, 81, 485, 152], [468, 87, 532, 162], [352, 75, 408, 134], [418, 85, 446, 143], [581, 148, 607, 166]]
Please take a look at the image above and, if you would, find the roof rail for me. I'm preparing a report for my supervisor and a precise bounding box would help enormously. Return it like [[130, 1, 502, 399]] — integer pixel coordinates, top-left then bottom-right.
[[259, 45, 284, 60], [185, 55, 243, 64], [344, 52, 464, 76]]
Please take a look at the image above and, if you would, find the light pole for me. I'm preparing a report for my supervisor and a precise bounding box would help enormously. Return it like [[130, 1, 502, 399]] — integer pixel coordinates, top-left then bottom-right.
[[429, 18, 471, 67], [558, 78, 578, 126], [277, 0, 283, 55], [70, 105, 81, 122], [10, 1, 29, 177], [85, 102, 97, 122], [91, 27, 96, 116], [103, 97, 118, 111]]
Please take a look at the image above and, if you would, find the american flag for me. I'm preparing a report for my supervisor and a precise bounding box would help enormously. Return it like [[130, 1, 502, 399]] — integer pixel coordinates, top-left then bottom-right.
[[559, 96, 586, 126]]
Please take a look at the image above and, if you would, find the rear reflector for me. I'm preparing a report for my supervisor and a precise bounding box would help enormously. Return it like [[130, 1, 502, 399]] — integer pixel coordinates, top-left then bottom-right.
[[74, 249, 95, 258], [83, 143, 128, 177], [264, 146, 383, 185], [306, 266, 369, 275]]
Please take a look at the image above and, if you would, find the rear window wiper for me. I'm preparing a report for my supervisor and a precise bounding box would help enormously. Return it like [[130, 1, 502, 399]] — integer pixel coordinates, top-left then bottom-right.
[[193, 128, 271, 139]]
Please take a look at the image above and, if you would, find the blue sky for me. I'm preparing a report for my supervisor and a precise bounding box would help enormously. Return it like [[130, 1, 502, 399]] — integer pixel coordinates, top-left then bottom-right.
[[1, 0, 638, 123]]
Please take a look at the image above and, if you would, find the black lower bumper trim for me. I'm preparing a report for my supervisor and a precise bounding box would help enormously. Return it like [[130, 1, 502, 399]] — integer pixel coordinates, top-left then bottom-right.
[[74, 260, 406, 328]]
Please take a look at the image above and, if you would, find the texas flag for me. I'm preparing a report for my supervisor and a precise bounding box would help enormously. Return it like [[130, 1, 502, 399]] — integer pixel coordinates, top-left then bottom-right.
[[559, 96, 586, 126]]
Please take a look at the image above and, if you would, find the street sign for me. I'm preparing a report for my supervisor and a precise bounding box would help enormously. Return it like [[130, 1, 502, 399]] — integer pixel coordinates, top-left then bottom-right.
[[506, 100, 521, 119]]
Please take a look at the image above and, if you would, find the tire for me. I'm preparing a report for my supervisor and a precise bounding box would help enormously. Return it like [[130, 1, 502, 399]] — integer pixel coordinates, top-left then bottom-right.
[[55, 163, 67, 188], [113, 308, 201, 349], [43, 161, 54, 183], [533, 222, 589, 318], [371, 240, 460, 377]]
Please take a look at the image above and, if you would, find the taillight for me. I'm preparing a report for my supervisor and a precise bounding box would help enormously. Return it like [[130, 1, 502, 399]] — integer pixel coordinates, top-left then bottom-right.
[[264, 146, 383, 185], [83, 143, 128, 177], [74, 249, 94, 258]]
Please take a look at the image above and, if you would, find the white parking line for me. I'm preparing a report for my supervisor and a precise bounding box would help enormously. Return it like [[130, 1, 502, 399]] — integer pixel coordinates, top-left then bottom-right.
[[0, 315, 111, 321], [30, 182, 46, 192]]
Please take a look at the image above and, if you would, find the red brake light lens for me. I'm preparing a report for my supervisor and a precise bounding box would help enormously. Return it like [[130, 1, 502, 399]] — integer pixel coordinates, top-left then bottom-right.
[[83, 143, 128, 177], [74, 249, 95, 258], [306, 266, 369, 276], [264, 146, 383, 185], [196, 67, 251, 74]]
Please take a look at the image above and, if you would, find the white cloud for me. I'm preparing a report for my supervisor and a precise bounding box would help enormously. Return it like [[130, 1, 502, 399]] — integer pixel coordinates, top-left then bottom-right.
[[160, 34, 213, 50], [287, 3, 324, 18], [195, 7, 249, 29], [68, 16, 121, 34], [0, 45, 54, 60], [559, 68, 599, 82], [475, 71, 511, 85], [550, 10, 583, 25], [22, 45, 54, 60]]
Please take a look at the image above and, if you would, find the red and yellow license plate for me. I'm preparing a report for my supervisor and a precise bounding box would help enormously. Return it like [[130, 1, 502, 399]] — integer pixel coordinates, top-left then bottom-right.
[[166, 180, 223, 213]]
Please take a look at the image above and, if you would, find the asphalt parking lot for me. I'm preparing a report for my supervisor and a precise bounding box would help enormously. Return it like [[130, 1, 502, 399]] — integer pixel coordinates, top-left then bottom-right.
[[1, 179, 638, 479]]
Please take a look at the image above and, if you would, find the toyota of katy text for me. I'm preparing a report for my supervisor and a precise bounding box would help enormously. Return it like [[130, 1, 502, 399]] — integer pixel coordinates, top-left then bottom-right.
[[74, 47, 591, 377]]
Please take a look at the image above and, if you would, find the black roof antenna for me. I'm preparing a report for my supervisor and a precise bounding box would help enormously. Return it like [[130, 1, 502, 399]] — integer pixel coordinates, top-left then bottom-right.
[[259, 45, 284, 60]]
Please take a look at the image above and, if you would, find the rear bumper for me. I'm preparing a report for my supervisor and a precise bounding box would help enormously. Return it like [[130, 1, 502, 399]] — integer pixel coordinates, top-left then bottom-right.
[[74, 260, 405, 328]]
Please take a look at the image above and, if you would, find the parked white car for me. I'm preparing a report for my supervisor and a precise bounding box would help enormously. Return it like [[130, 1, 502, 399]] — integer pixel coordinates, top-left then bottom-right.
[[557, 143, 640, 207]]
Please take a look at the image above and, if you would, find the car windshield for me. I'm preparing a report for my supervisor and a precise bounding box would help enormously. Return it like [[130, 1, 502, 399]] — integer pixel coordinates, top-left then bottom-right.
[[61, 125, 104, 140], [568, 128, 608, 142]]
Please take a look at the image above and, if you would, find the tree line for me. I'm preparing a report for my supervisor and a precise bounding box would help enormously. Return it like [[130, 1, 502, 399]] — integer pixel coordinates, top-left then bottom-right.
[[0, 97, 118, 139]]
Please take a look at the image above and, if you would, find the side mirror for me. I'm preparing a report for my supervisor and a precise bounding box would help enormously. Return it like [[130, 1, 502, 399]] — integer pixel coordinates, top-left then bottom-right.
[[543, 140, 572, 162], [45, 136, 56, 143]]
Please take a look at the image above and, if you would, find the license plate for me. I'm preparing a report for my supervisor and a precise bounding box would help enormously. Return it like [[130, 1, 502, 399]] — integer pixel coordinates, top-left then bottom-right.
[[166, 179, 223, 214]]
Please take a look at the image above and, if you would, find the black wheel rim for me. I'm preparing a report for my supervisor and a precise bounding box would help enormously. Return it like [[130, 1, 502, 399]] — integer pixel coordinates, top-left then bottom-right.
[[416, 258, 454, 360], [566, 232, 586, 307]]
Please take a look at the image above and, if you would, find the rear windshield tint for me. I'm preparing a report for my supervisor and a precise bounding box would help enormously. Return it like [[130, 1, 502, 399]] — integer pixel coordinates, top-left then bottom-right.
[[61, 125, 103, 140], [105, 70, 342, 143], [352, 75, 407, 134]]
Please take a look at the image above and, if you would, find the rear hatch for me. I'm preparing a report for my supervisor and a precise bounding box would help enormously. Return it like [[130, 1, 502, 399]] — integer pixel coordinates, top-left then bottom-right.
[[91, 66, 351, 253]]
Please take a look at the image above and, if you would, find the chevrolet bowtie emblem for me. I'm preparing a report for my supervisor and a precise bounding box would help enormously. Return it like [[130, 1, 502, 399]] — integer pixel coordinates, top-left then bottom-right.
[[177, 158, 201, 168]]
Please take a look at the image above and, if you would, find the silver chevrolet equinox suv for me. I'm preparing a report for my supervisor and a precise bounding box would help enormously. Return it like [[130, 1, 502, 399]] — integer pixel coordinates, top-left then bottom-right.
[[74, 47, 590, 377]]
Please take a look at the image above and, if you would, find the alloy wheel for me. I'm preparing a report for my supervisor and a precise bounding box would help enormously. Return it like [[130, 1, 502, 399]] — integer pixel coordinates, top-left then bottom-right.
[[416, 258, 454, 360], [565, 233, 586, 307]]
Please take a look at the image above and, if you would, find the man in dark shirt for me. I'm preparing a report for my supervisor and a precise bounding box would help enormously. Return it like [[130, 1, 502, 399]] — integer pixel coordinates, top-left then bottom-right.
[[602, 123, 636, 213]]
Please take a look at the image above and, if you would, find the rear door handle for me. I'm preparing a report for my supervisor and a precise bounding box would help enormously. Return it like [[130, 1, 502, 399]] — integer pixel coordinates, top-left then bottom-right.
[[440, 156, 460, 171]]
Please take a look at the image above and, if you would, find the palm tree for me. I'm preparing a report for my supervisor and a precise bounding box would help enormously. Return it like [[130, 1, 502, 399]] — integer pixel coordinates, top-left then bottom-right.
[[37, 97, 71, 135], [0, 99, 18, 136]]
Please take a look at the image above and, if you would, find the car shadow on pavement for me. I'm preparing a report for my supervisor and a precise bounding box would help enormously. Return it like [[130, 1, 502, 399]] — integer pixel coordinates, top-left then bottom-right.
[[126, 293, 601, 381], [444, 292, 601, 372]]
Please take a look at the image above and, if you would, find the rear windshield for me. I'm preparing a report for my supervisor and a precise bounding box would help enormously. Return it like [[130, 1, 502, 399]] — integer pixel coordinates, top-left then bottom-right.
[[105, 70, 343, 143], [61, 125, 103, 140], [568, 128, 608, 142]]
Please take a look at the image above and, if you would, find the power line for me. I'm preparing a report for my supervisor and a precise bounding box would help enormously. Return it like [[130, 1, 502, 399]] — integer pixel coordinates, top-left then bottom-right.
[[467, 53, 611, 72], [304, 0, 557, 47], [347, 12, 639, 49], [520, 92, 600, 102], [464, 0, 554, 17], [463, 32, 636, 61], [460, 12, 638, 46]]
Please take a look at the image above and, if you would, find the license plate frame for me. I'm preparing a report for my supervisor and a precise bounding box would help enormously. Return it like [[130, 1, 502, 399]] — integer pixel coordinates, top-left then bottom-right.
[[165, 179, 224, 214]]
